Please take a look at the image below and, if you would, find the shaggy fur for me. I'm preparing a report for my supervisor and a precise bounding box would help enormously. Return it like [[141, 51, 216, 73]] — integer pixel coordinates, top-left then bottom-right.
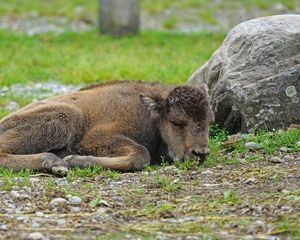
[[0, 80, 214, 175]]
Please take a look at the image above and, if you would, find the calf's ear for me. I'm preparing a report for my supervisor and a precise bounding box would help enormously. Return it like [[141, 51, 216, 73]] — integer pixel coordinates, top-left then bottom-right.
[[140, 93, 164, 112]]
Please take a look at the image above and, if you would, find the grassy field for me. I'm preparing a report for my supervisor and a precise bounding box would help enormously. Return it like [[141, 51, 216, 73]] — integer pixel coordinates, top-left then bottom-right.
[[0, 29, 225, 119], [0, 0, 297, 30], [0, 0, 300, 239], [0, 30, 224, 87]]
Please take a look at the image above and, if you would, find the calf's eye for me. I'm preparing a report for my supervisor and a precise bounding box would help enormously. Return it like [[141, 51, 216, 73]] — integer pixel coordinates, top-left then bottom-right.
[[170, 120, 186, 129]]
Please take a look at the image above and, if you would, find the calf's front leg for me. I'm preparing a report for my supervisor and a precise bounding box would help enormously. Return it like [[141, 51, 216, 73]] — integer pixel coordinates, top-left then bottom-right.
[[64, 135, 151, 172]]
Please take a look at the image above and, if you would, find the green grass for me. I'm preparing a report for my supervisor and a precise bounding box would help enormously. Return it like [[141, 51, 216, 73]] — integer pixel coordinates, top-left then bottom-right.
[[141, 0, 296, 14], [0, 30, 225, 88], [206, 127, 300, 167], [0, 0, 296, 21], [198, 9, 217, 25], [163, 16, 178, 29], [67, 166, 104, 182], [0, 0, 97, 20], [0, 168, 33, 191], [155, 175, 181, 192], [0, 168, 34, 177], [222, 190, 240, 205], [254, 129, 300, 153], [278, 217, 300, 239]]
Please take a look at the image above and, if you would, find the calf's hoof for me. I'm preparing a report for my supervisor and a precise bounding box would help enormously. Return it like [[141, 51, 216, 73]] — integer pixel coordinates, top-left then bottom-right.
[[63, 155, 91, 168], [51, 165, 69, 176], [42, 153, 69, 176]]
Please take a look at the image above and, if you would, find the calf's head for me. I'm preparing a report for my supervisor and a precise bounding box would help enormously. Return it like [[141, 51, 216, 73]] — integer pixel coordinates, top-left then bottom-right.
[[140, 85, 214, 162]]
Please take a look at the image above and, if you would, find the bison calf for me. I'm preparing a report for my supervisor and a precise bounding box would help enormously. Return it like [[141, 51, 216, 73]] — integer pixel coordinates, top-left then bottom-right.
[[0, 81, 214, 175]]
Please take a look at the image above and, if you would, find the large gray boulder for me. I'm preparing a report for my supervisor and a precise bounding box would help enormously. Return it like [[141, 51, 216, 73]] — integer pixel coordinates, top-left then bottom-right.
[[188, 15, 300, 133]]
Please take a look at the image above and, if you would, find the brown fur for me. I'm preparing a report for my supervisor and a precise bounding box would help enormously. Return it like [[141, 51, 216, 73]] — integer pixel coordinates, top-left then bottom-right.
[[0, 80, 214, 175]]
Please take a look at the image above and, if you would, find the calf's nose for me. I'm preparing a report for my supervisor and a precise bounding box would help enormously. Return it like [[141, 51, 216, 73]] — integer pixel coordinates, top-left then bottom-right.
[[190, 147, 210, 161]]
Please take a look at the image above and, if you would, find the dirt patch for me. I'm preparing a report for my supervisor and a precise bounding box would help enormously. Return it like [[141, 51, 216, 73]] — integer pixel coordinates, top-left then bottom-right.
[[0, 151, 299, 239]]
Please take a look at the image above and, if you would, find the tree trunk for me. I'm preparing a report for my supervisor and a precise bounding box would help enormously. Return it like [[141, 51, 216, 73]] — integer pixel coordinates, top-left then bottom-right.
[[99, 0, 140, 36]]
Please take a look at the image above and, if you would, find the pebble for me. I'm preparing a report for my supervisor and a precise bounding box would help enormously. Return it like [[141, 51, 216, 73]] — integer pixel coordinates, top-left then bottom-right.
[[57, 219, 66, 226], [10, 190, 30, 200], [245, 177, 256, 185], [281, 205, 292, 212], [279, 146, 290, 152], [274, 3, 287, 12], [283, 155, 294, 161], [296, 141, 300, 146], [10, 191, 20, 199], [0, 224, 8, 231], [35, 211, 44, 217], [245, 142, 263, 150], [160, 165, 180, 173], [50, 198, 68, 208], [27, 232, 45, 240], [201, 169, 212, 175], [0, 15, 94, 35], [31, 221, 41, 228], [70, 207, 81, 213], [248, 220, 266, 234], [6, 101, 20, 111], [242, 235, 255, 240], [97, 207, 109, 214], [17, 216, 30, 223], [269, 156, 283, 164], [0, 81, 82, 112], [30, 178, 40, 184], [67, 196, 82, 206]]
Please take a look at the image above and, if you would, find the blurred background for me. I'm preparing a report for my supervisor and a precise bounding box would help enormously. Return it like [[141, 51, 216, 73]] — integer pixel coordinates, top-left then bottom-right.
[[0, 0, 299, 33], [0, 0, 299, 115]]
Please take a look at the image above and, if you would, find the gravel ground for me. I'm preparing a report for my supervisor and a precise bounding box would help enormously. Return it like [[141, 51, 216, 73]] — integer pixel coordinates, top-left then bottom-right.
[[0, 81, 82, 111], [0, 9, 94, 35], [0, 151, 299, 239]]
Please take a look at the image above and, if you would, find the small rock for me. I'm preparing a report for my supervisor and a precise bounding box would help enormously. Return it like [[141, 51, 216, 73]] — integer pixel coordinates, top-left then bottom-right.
[[239, 158, 247, 164], [31, 221, 41, 228], [242, 236, 255, 240], [10, 190, 30, 200], [97, 207, 108, 214], [70, 207, 81, 213], [29, 178, 40, 184], [215, 164, 223, 170], [245, 142, 263, 150], [281, 205, 292, 212], [279, 146, 291, 152], [274, 3, 287, 12], [296, 141, 300, 146], [201, 169, 212, 175], [204, 183, 222, 188], [269, 156, 283, 164], [67, 196, 82, 206], [57, 219, 66, 226], [50, 198, 68, 208], [10, 191, 20, 199], [159, 165, 180, 174], [4, 208, 15, 214], [27, 232, 45, 240], [0, 224, 8, 231], [17, 216, 30, 223], [248, 220, 266, 234], [35, 211, 44, 217], [245, 177, 256, 185], [6, 101, 20, 111], [283, 155, 294, 161]]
